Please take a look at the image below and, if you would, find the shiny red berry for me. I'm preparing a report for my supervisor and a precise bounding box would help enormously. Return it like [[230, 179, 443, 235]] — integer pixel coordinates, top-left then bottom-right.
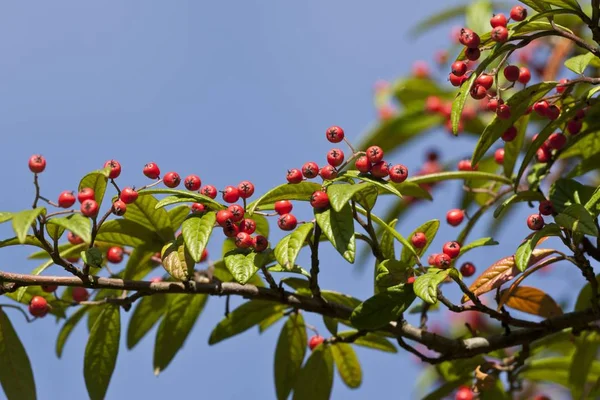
[[286, 168, 304, 184], [277, 213, 298, 231], [227, 204, 245, 222], [184, 174, 202, 191], [442, 241, 461, 259], [120, 187, 138, 204], [407, 276, 415, 284], [274, 200, 293, 215], [78, 188, 95, 203], [81, 199, 99, 218], [106, 246, 124, 263], [411, 232, 427, 249], [67, 231, 84, 245], [326, 126, 345, 143], [490, 13, 507, 28], [223, 224, 240, 238], [502, 126, 517, 142], [239, 219, 256, 234], [319, 165, 338, 180], [308, 335, 324, 351], [518, 67, 531, 84], [200, 248, 208, 262], [449, 73, 467, 87], [301, 162, 319, 179], [371, 161, 389, 178], [58, 191, 76, 208], [366, 146, 384, 163], [567, 119, 582, 135], [491, 26, 509, 42], [451, 61, 467, 77], [446, 209, 465, 226], [389, 164, 408, 183], [458, 28, 480, 48], [310, 191, 330, 209], [460, 262, 476, 277], [103, 160, 121, 179], [503, 65, 520, 82], [497, 104, 511, 119], [143, 162, 161, 179], [546, 105, 561, 120], [470, 84, 487, 100], [428, 254, 439, 265], [494, 148, 505, 164], [28, 155, 46, 173], [556, 78, 569, 93], [163, 172, 181, 188], [112, 200, 127, 216], [455, 385, 474, 400], [457, 160, 476, 171], [510, 6, 527, 21], [539, 200, 554, 216], [29, 296, 49, 317], [355, 156, 371, 173], [222, 186, 240, 203], [238, 181, 255, 199], [326, 148, 345, 167], [527, 214, 545, 230], [253, 235, 269, 252], [533, 100, 549, 116], [476, 74, 494, 90], [536, 147, 552, 163], [434, 253, 452, 268], [465, 47, 480, 61], [425, 96, 443, 113], [547, 133, 566, 150], [72, 287, 89, 302], [216, 210, 234, 227], [191, 203, 206, 213], [235, 232, 254, 249], [200, 185, 218, 199]]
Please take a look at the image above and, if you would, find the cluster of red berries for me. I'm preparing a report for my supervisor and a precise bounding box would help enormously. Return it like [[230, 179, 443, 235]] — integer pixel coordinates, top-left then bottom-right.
[[355, 145, 409, 183], [527, 200, 554, 231], [427, 241, 461, 268], [214, 204, 268, 252]]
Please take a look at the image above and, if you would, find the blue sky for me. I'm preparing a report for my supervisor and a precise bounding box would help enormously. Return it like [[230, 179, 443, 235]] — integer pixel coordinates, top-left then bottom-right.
[[0, 1, 580, 399]]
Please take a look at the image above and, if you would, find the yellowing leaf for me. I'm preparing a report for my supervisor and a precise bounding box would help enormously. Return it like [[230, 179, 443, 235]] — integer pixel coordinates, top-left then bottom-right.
[[499, 286, 563, 318]]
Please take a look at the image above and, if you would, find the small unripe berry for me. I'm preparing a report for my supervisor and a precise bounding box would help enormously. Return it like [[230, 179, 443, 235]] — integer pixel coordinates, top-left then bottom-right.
[[460, 262, 476, 277], [326, 148, 345, 167], [510, 6, 527, 21], [310, 191, 330, 209], [277, 213, 298, 231], [446, 209, 465, 226], [302, 162, 319, 179], [106, 246, 124, 263], [274, 200, 293, 215], [143, 162, 161, 179], [442, 241, 461, 259], [308, 335, 324, 351], [237, 181, 255, 199], [28, 155, 46, 174], [326, 126, 345, 143], [81, 199, 99, 218], [163, 172, 181, 188], [103, 160, 122, 179], [120, 187, 139, 204], [78, 188, 95, 203], [58, 191, 76, 208], [72, 287, 89, 303], [389, 164, 408, 183], [286, 168, 303, 184], [222, 186, 240, 203], [411, 232, 427, 249], [527, 214, 545, 230], [184, 175, 202, 191], [112, 200, 127, 216]]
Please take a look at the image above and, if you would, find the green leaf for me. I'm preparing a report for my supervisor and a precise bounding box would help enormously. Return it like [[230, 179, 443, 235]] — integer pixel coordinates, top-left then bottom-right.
[[414, 268, 458, 304], [168, 205, 191, 231], [259, 309, 286, 333], [47, 214, 92, 244], [409, 171, 512, 185], [565, 52, 595, 75], [0, 212, 12, 224], [138, 189, 225, 211], [569, 331, 600, 400], [153, 293, 208, 375], [544, 0, 582, 12], [358, 207, 416, 259], [315, 205, 355, 263], [127, 294, 167, 349], [336, 331, 397, 353], [493, 191, 546, 218], [459, 237, 499, 256], [96, 219, 161, 248], [224, 249, 273, 284], [123, 247, 157, 281], [11, 208, 46, 244], [466, 0, 493, 37], [342, 170, 403, 198], [181, 211, 215, 263], [252, 213, 270, 237], [555, 204, 599, 236], [79, 167, 111, 206], [521, 357, 600, 388], [45, 221, 65, 241], [327, 183, 377, 212], [472, 82, 557, 164], [514, 224, 562, 272], [323, 316, 338, 335], [15, 260, 54, 302], [380, 219, 398, 260], [81, 247, 103, 269], [84, 305, 120, 400], [161, 237, 195, 281], [5, 287, 66, 319], [518, 0, 551, 11], [155, 195, 198, 209], [274, 313, 307, 400], [575, 274, 600, 311], [392, 181, 433, 200], [375, 259, 412, 293], [401, 219, 440, 266], [352, 183, 379, 211], [209, 300, 286, 345], [274, 222, 313, 269], [350, 285, 416, 329], [124, 193, 174, 242], [56, 306, 89, 358], [331, 343, 362, 389], [549, 179, 597, 213], [503, 114, 529, 178], [0, 308, 36, 400], [292, 345, 334, 400], [268, 264, 311, 278], [247, 182, 323, 214]]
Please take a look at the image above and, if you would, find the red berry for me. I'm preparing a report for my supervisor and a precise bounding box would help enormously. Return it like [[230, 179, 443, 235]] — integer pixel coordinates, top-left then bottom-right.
[[546, 104, 561, 120], [458, 160, 477, 171], [42, 284, 57, 293], [539, 200, 554, 216], [310, 191, 330, 209], [302, 162, 319, 179], [547, 133, 566, 150], [556, 78, 569, 93], [518, 67, 531, 84], [503, 65, 520, 82], [274, 200, 293, 215], [191, 203, 206, 213], [434, 253, 452, 268], [366, 146, 384, 163], [223, 224, 240, 238], [470, 84, 487, 100], [112, 200, 127, 216], [237, 181, 255, 199], [510, 6, 527, 21], [120, 187, 139, 204], [527, 214, 545, 230], [567, 119, 582, 135], [81, 199, 99, 218], [446, 209, 465, 226], [29, 296, 49, 317], [58, 191, 76, 208], [451, 61, 467, 77], [497, 104, 511, 119], [222, 186, 240, 203], [449, 73, 467, 87], [67, 231, 84, 245], [371, 161, 390, 178], [200, 185, 218, 199], [163, 172, 181, 188], [455, 385, 474, 400], [533, 395, 551, 400], [78, 188, 95, 203], [459, 28, 480, 48], [72, 287, 89, 303], [286, 168, 304, 184], [494, 148, 505, 164], [143, 162, 161, 179], [107, 246, 124, 263], [235, 232, 254, 249], [28, 155, 46, 174], [326, 148, 344, 167], [406, 276, 415, 284], [460, 262, 476, 277], [326, 126, 345, 143], [490, 13, 507, 28], [442, 241, 461, 259], [278, 213, 298, 231], [502, 126, 517, 142], [239, 219, 256, 234], [389, 164, 408, 183], [411, 232, 427, 249], [184, 174, 201, 191], [486, 98, 501, 112], [575, 109, 586, 120], [476, 74, 494, 90], [536, 147, 552, 163], [227, 204, 245, 222], [200, 248, 208, 262], [427, 253, 439, 265], [308, 335, 324, 351], [216, 210, 234, 227], [355, 156, 371, 173], [319, 165, 338, 180], [465, 47, 481, 61], [491, 26, 509, 42], [533, 100, 549, 116], [425, 96, 443, 113], [103, 160, 121, 179], [253, 235, 269, 252]]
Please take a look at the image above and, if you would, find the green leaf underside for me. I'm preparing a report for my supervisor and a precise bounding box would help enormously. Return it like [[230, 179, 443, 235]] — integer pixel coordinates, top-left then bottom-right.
[[331, 343, 362, 389], [56, 306, 89, 358], [274, 313, 307, 400], [12, 208, 46, 244]]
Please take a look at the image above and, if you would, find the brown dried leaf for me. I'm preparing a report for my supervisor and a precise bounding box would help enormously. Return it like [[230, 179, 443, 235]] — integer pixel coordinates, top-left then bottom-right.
[[461, 248, 556, 303], [499, 286, 563, 318]]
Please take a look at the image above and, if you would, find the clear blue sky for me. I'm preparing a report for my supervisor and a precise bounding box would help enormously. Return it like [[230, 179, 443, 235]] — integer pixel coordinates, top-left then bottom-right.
[[0, 1, 579, 399]]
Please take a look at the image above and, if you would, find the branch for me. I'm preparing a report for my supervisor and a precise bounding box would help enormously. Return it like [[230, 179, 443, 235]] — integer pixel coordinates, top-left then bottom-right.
[[551, 20, 600, 57]]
